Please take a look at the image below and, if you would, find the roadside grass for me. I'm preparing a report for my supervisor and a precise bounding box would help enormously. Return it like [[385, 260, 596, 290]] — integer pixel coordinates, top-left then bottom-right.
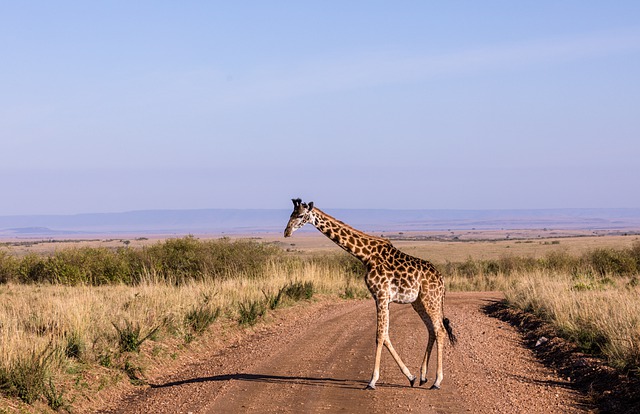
[[0, 237, 367, 411], [1, 236, 639, 411], [442, 242, 640, 374], [503, 270, 640, 372]]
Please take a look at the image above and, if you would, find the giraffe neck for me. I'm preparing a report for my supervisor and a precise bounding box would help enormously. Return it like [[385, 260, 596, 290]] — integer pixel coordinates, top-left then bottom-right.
[[310, 208, 391, 264]]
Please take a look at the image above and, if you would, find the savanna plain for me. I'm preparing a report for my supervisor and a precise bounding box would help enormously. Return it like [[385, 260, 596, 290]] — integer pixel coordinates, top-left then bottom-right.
[[1, 231, 639, 413]]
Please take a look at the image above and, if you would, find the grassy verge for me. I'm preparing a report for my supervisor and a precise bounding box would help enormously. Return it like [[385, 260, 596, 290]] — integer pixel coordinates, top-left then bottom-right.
[[0, 237, 369, 412], [503, 270, 640, 372], [441, 242, 640, 374]]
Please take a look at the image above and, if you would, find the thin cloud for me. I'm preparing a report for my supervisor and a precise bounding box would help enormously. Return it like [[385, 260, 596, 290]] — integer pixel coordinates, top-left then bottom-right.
[[217, 28, 640, 107]]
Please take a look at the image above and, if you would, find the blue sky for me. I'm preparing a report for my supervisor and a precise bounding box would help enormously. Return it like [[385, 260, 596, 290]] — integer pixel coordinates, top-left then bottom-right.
[[1, 1, 639, 215]]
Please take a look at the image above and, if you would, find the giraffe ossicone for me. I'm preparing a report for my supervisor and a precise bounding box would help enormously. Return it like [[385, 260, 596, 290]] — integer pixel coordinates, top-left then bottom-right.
[[284, 198, 456, 390]]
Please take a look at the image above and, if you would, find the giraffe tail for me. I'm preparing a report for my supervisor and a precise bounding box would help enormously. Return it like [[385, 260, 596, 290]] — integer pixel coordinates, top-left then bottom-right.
[[443, 318, 457, 346]]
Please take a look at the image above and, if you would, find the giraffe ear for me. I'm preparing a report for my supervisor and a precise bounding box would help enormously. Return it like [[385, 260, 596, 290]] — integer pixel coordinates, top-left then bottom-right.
[[307, 202, 314, 210]]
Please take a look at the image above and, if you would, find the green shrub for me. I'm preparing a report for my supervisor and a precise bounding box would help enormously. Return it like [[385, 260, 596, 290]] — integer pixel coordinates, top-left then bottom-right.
[[64, 331, 85, 359], [586, 248, 637, 276], [237, 299, 266, 326], [43, 378, 67, 411], [342, 278, 358, 299], [0, 347, 55, 404], [4, 236, 283, 286], [0, 251, 17, 283], [98, 353, 112, 368], [185, 304, 220, 334], [122, 359, 145, 385], [112, 320, 160, 353], [560, 325, 609, 356], [441, 246, 639, 279], [284, 281, 314, 300], [138, 236, 281, 285], [17, 254, 49, 284], [263, 286, 287, 310]]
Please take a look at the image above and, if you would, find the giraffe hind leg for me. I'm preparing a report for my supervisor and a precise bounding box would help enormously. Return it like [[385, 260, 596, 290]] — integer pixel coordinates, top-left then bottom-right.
[[430, 322, 446, 389], [412, 301, 437, 387], [420, 332, 436, 386]]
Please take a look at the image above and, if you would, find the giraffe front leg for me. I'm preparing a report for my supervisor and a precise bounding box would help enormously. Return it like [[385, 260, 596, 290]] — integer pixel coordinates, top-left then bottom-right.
[[366, 334, 384, 390], [384, 338, 416, 387], [366, 298, 388, 390]]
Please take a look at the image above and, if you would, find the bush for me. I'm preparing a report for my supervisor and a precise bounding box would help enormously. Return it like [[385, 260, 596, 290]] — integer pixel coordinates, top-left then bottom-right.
[[64, 331, 85, 359], [263, 286, 287, 310], [0, 347, 56, 404], [441, 246, 640, 279], [3, 236, 283, 286], [17, 254, 49, 284], [44, 377, 67, 411], [237, 299, 266, 326], [0, 251, 17, 283], [112, 320, 160, 353], [185, 304, 220, 334], [542, 251, 577, 273], [284, 281, 314, 301], [136, 236, 282, 285], [586, 248, 637, 276]]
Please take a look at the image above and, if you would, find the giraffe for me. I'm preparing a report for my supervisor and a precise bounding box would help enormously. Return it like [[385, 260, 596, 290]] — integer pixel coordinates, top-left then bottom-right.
[[284, 198, 456, 390]]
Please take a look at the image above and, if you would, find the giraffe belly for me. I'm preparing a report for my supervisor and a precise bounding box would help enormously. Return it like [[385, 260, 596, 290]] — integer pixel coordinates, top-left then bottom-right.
[[389, 285, 418, 304]]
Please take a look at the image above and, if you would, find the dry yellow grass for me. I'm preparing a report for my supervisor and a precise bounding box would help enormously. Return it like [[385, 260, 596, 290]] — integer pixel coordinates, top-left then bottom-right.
[[0, 259, 362, 360], [0, 257, 369, 412], [503, 270, 640, 370], [1, 233, 638, 411]]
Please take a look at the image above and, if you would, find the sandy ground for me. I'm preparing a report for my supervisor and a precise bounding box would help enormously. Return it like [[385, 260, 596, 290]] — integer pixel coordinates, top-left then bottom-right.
[[97, 292, 589, 413]]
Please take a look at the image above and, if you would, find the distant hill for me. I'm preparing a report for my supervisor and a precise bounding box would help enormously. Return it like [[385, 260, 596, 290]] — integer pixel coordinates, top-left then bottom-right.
[[1, 208, 640, 237]]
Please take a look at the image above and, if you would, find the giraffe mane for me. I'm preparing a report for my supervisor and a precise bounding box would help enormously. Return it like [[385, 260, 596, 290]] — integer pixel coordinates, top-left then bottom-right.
[[313, 207, 390, 244]]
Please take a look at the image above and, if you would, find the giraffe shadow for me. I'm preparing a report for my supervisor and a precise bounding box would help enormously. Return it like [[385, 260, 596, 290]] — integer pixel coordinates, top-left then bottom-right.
[[150, 373, 369, 390]]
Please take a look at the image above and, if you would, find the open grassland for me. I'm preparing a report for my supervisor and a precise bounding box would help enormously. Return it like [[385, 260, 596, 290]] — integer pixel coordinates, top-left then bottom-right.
[[0, 234, 639, 411]]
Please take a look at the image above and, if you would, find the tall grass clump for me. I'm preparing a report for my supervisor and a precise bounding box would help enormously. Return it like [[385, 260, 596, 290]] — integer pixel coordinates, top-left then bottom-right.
[[185, 296, 221, 335], [263, 286, 287, 310], [0, 347, 58, 404], [112, 320, 161, 353], [283, 280, 314, 300], [237, 299, 267, 326]]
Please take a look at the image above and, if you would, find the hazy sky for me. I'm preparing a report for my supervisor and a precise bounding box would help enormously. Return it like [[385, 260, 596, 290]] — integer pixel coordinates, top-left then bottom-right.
[[2, 2, 639, 215]]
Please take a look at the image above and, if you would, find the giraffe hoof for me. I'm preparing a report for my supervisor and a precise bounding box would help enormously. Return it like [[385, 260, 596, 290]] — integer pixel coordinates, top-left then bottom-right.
[[365, 384, 376, 391], [419, 378, 428, 387], [409, 376, 417, 387], [430, 384, 441, 390]]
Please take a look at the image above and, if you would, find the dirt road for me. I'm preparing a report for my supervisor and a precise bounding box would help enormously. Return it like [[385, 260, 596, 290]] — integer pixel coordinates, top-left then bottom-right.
[[102, 292, 589, 413]]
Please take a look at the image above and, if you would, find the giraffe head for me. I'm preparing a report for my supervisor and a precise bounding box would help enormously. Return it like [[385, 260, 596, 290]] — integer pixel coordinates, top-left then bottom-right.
[[284, 198, 314, 237]]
